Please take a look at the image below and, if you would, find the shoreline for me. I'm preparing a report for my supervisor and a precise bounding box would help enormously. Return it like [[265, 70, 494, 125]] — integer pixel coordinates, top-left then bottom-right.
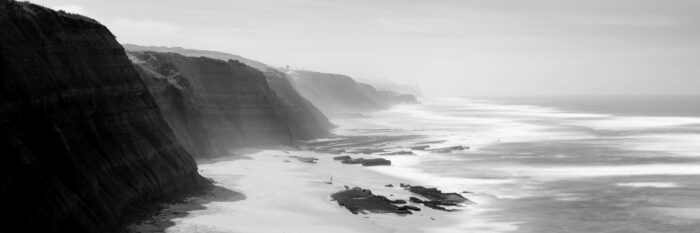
[[127, 148, 474, 233]]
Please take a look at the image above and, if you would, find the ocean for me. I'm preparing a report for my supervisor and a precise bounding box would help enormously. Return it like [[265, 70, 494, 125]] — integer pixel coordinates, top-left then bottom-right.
[[331, 96, 700, 232]]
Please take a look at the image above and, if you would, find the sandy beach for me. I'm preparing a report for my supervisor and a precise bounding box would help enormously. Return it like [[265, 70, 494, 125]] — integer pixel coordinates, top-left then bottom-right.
[[127, 148, 478, 233]]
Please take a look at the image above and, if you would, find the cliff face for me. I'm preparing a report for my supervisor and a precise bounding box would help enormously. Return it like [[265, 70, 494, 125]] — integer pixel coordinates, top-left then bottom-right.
[[0, 2, 207, 232], [287, 70, 419, 115], [121, 45, 329, 120], [123, 44, 270, 71], [129, 51, 332, 157]]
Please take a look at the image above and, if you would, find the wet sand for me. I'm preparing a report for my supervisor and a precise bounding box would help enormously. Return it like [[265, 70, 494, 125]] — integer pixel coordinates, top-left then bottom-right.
[[127, 148, 478, 233]]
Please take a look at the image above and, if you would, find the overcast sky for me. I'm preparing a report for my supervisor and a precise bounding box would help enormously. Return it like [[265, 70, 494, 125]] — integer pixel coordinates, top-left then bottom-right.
[[34, 0, 700, 96]]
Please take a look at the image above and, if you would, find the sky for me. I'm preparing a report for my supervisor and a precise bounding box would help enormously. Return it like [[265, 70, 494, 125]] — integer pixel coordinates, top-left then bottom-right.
[[32, 0, 700, 96]]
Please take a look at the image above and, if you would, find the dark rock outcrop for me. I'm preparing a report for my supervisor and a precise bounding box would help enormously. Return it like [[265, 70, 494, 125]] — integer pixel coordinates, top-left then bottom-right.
[[331, 188, 412, 215], [0, 2, 207, 232], [349, 148, 387, 154], [410, 145, 430, 150], [398, 205, 421, 212], [361, 158, 392, 166], [341, 158, 365, 164], [422, 201, 458, 211], [129, 51, 333, 157], [286, 70, 419, 115], [391, 199, 407, 204], [339, 157, 391, 166], [407, 186, 470, 211], [333, 155, 352, 161], [381, 151, 415, 156], [408, 186, 469, 203], [290, 156, 318, 164], [427, 145, 468, 153]]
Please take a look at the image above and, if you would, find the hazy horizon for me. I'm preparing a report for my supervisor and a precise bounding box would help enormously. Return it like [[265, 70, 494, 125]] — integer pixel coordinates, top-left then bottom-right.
[[33, 0, 700, 96]]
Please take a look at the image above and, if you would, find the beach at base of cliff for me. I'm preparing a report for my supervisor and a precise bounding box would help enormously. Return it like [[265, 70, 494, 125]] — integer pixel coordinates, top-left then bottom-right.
[[126, 148, 508, 233]]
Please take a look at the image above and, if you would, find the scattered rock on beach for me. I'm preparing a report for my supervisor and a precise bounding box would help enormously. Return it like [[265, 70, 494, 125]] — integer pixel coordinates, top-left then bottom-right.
[[290, 156, 319, 164], [410, 145, 430, 150], [408, 186, 469, 203], [423, 201, 457, 211], [361, 158, 391, 166], [339, 158, 391, 166], [409, 197, 424, 203], [349, 148, 387, 154], [391, 199, 407, 204], [398, 205, 421, 211], [407, 186, 471, 211], [427, 146, 469, 153], [341, 158, 365, 164], [331, 187, 413, 215], [380, 151, 415, 156], [333, 155, 352, 161]]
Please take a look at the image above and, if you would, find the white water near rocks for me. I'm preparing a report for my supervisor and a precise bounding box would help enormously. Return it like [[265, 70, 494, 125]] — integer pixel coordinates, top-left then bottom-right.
[[158, 96, 700, 233], [331, 96, 700, 232]]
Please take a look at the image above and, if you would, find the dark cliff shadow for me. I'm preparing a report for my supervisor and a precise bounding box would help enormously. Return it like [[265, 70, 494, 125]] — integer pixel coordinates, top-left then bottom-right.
[[122, 185, 245, 232]]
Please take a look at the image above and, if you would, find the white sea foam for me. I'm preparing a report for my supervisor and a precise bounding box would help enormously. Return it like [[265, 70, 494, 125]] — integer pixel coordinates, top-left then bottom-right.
[[332, 96, 700, 232], [618, 133, 700, 157], [617, 182, 680, 188], [492, 163, 700, 179], [566, 116, 700, 130]]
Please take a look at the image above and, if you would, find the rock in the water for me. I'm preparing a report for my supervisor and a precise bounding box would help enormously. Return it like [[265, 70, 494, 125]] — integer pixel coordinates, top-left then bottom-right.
[[333, 155, 352, 161], [291, 156, 319, 164], [361, 158, 391, 166], [423, 201, 457, 211], [409, 197, 424, 203], [410, 145, 430, 150], [398, 206, 421, 211], [331, 188, 413, 215], [427, 146, 468, 153], [408, 186, 469, 203], [392, 199, 407, 204], [385, 184, 394, 188], [380, 151, 415, 156], [341, 158, 365, 164], [408, 186, 470, 211], [350, 148, 387, 154]]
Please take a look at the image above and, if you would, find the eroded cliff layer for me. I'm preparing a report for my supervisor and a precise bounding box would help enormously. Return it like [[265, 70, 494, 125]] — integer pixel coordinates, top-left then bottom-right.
[[287, 70, 419, 115], [129, 51, 332, 157], [122, 45, 330, 132], [0, 2, 207, 232]]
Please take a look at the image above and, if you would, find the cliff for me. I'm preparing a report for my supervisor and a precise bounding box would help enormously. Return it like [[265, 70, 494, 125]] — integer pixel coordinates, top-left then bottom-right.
[[287, 70, 419, 115], [129, 51, 332, 157], [356, 78, 423, 97], [0, 2, 207, 232], [123, 44, 270, 71]]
